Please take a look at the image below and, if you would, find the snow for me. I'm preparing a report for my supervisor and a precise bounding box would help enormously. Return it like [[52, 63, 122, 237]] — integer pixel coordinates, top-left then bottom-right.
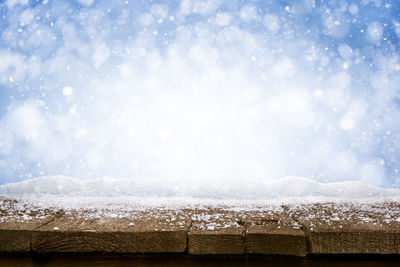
[[263, 14, 280, 33], [6, 0, 28, 8], [337, 44, 353, 60], [367, 22, 383, 43], [239, 6, 258, 22], [78, 0, 95, 7], [2, 178, 400, 229], [0, 0, 400, 190], [62, 86, 73, 96], [92, 44, 110, 68], [215, 13, 231, 27], [348, 4, 359, 15], [339, 116, 355, 131], [1, 176, 399, 203]]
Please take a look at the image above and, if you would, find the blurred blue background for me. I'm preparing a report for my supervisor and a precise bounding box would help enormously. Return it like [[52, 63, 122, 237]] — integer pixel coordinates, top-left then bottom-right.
[[0, 0, 400, 187]]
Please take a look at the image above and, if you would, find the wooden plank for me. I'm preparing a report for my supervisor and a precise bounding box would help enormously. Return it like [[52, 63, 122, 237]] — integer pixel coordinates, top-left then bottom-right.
[[290, 203, 400, 254], [0, 199, 57, 252], [2, 198, 400, 255], [188, 209, 246, 254], [244, 211, 307, 256], [31, 209, 191, 253]]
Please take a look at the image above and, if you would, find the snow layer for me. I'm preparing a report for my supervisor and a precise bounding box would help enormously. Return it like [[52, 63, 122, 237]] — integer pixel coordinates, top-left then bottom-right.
[[1, 175, 399, 200]]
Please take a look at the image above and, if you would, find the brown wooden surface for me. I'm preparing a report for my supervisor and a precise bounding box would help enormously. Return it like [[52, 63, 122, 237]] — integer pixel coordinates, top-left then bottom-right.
[[31, 210, 191, 253], [2, 200, 400, 255], [289, 203, 400, 254], [244, 211, 307, 256], [0, 200, 57, 252], [188, 209, 246, 254]]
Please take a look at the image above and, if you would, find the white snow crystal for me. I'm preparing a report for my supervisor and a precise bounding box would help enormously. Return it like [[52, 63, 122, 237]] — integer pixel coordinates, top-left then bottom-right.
[[263, 14, 280, 33], [339, 116, 355, 131], [138, 13, 154, 26], [19, 9, 35, 26], [215, 13, 231, 27], [92, 44, 110, 68], [367, 22, 383, 43], [337, 44, 353, 59], [62, 86, 73, 96], [348, 4, 359, 15], [239, 5, 258, 22]]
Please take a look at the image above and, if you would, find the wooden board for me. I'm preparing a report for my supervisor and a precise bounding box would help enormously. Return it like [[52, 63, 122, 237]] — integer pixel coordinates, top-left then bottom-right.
[[0, 199, 57, 252], [2, 199, 400, 255], [244, 211, 307, 256], [289, 203, 400, 254], [31, 209, 191, 253], [188, 209, 246, 254]]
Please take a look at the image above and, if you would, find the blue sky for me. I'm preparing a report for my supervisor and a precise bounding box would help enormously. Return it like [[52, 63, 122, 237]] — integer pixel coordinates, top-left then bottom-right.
[[0, 0, 400, 187]]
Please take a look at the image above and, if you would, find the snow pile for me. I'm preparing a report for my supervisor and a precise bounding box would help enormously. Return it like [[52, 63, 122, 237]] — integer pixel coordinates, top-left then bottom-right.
[[1, 176, 399, 201]]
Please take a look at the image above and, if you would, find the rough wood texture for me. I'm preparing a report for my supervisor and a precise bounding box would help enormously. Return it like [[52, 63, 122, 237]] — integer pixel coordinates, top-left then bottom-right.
[[3, 199, 400, 255], [0, 199, 56, 252], [188, 209, 246, 254], [244, 212, 307, 256], [32, 210, 191, 253], [0, 229, 31, 253], [289, 203, 400, 254]]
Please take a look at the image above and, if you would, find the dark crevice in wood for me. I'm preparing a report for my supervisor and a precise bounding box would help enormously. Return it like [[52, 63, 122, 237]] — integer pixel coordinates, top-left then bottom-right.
[[283, 204, 311, 255], [185, 218, 194, 254], [243, 225, 248, 254], [30, 213, 65, 253]]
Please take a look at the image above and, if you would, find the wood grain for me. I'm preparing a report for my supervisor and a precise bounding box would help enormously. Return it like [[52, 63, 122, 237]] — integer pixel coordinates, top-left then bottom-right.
[[2, 199, 400, 255], [31, 210, 191, 253], [244, 212, 307, 256], [290, 203, 400, 254], [0, 199, 57, 252], [188, 209, 246, 254]]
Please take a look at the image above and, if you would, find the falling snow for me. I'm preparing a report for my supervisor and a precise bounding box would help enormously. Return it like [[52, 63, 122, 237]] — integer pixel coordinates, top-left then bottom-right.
[[0, 0, 400, 191]]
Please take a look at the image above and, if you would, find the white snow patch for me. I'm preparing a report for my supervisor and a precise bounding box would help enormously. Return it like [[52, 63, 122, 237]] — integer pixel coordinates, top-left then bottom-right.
[[1, 176, 399, 201], [62, 86, 73, 96], [340, 116, 355, 131]]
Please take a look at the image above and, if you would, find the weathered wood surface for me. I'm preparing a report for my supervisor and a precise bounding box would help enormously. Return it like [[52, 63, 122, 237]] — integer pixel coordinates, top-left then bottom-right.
[[0, 199, 58, 252], [244, 211, 307, 256], [289, 203, 400, 254], [187, 208, 307, 255], [31, 210, 191, 253], [2, 199, 400, 255], [188, 209, 246, 254]]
